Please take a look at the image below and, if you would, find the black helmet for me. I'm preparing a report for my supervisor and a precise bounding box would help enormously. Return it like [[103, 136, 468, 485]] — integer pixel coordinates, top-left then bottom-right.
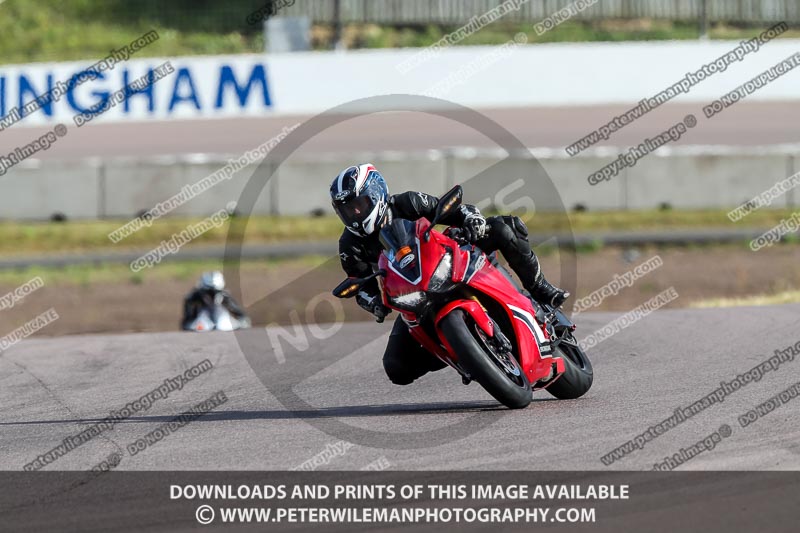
[[330, 163, 389, 237]]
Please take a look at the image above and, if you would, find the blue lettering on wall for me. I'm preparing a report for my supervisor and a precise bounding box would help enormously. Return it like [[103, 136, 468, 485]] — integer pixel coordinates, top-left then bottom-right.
[[0, 59, 274, 122], [67, 69, 109, 114], [124, 68, 155, 113], [215, 64, 271, 109], [169, 67, 201, 111], [19, 74, 54, 118]]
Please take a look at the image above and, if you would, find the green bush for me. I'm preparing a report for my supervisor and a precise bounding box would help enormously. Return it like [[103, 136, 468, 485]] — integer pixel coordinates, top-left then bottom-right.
[[1, 1, 794, 63]]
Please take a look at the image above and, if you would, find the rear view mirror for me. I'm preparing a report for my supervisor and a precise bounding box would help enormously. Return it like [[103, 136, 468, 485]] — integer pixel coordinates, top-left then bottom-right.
[[332, 270, 386, 298], [424, 185, 463, 241], [435, 185, 463, 221], [332, 278, 362, 299]]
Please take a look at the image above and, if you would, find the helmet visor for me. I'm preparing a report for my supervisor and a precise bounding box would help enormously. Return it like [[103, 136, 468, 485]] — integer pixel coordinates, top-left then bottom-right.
[[333, 194, 376, 227]]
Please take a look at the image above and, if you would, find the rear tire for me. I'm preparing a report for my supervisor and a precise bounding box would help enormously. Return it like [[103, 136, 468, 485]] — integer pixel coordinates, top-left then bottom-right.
[[440, 311, 531, 409], [546, 333, 593, 400]]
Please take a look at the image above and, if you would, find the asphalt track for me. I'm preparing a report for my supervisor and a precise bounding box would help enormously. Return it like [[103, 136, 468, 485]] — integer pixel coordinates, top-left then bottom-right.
[[2, 304, 800, 472], [5, 102, 800, 159]]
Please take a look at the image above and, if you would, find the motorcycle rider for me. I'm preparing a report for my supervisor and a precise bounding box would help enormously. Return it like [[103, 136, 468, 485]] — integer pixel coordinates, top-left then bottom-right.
[[181, 271, 249, 330], [331, 164, 569, 385]]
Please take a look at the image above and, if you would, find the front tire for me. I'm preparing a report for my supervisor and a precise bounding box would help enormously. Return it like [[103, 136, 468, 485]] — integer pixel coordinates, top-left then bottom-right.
[[439, 310, 531, 409]]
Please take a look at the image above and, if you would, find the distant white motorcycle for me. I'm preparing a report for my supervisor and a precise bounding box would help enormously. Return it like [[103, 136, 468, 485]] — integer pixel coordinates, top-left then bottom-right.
[[184, 292, 251, 332]]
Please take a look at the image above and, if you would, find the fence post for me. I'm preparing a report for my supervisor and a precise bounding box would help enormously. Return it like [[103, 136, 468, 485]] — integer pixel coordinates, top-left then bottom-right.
[[98, 162, 107, 219], [699, 0, 709, 40], [333, 0, 344, 50], [787, 155, 796, 209]]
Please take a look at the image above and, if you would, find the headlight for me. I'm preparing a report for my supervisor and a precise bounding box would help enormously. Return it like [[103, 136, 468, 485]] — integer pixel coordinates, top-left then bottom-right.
[[389, 291, 426, 310], [427, 251, 453, 292]]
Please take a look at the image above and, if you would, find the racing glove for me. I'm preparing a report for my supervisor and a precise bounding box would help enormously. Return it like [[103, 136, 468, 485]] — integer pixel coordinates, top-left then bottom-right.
[[462, 212, 488, 243], [356, 290, 391, 323]]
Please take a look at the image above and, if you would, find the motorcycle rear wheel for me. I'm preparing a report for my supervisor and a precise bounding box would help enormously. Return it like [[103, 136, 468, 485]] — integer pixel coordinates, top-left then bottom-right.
[[440, 310, 532, 409], [546, 332, 593, 400]]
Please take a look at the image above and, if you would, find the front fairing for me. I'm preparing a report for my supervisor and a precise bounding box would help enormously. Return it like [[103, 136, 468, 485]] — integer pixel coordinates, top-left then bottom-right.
[[379, 218, 422, 285], [378, 218, 458, 308], [377, 219, 558, 383]]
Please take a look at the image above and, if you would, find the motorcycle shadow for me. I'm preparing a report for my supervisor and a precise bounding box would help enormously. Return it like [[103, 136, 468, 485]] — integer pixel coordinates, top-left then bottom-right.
[[3, 399, 561, 427]]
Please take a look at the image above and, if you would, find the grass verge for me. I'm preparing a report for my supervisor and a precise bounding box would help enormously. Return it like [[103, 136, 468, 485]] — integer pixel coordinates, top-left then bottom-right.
[[0, 256, 329, 287], [0, 208, 794, 257]]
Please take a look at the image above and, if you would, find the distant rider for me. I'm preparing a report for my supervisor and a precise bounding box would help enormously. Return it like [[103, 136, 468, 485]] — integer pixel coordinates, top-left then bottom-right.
[[181, 271, 248, 330]]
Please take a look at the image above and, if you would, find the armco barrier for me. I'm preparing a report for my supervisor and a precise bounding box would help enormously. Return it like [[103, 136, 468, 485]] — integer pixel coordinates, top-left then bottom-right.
[[272, 152, 447, 218], [626, 153, 790, 210], [0, 159, 102, 219], [0, 146, 799, 220], [449, 152, 627, 212], [101, 156, 269, 218]]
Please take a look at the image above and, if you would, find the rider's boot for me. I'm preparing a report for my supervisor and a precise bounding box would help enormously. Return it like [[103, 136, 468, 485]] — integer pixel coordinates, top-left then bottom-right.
[[508, 250, 570, 308], [530, 274, 570, 309]]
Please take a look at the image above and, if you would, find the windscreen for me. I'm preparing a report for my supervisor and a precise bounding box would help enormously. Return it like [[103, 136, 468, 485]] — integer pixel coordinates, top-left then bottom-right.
[[379, 219, 421, 283]]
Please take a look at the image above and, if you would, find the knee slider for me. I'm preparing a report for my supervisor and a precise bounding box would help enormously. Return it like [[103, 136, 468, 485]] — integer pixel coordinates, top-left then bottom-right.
[[389, 375, 415, 385], [383, 359, 415, 385]]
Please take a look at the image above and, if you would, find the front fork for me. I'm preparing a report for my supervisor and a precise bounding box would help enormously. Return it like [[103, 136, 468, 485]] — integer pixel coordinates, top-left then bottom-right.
[[412, 299, 495, 383], [433, 299, 495, 358]]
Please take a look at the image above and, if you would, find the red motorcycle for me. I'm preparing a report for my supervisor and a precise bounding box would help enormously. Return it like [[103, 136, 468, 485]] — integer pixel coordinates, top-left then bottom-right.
[[333, 186, 593, 409]]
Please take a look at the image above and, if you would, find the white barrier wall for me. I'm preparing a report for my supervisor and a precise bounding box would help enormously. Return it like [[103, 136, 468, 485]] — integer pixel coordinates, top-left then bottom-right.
[[0, 160, 102, 219], [1, 148, 797, 220], [2, 39, 800, 126]]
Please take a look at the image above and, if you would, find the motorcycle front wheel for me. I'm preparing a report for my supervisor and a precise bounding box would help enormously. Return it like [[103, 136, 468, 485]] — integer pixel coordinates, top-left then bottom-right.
[[439, 310, 531, 409]]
